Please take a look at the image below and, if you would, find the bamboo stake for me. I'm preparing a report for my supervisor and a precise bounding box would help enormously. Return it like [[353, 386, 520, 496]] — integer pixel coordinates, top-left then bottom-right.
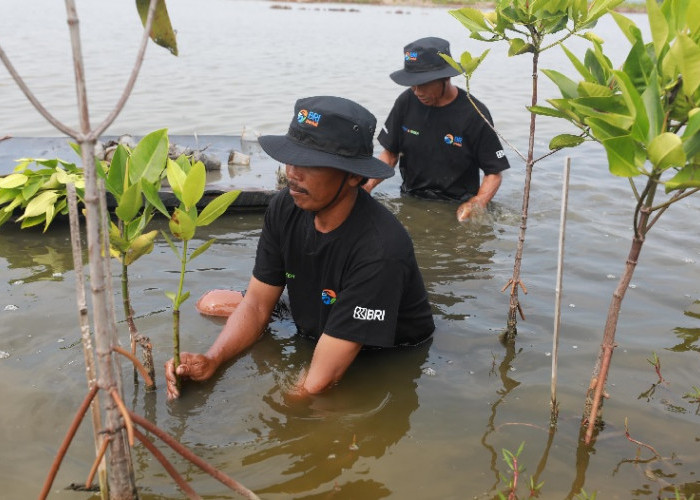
[[550, 158, 571, 421], [66, 182, 108, 498]]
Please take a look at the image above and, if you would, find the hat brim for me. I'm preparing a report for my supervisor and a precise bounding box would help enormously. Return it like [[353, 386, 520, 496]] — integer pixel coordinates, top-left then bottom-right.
[[259, 135, 395, 179], [390, 65, 461, 87]]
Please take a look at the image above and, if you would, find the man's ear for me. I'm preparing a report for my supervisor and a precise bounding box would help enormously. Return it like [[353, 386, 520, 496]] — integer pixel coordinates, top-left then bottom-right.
[[347, 174, 364, 187]]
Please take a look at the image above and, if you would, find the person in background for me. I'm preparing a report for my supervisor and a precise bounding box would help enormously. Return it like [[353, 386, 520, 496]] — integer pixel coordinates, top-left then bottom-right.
[[364, 36, 510, 222], [166, 95, 435, 400]]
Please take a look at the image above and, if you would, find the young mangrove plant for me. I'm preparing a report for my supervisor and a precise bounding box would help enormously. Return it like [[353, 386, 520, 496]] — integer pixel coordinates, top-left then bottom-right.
[[157, 155, 240, 389], [445, 0, 623, 340], [531, 0, 700, 443]]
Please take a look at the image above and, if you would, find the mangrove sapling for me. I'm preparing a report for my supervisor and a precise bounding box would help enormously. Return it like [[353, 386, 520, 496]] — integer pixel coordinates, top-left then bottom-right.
[[158, 156, 240, 389], [100, 128, 175, 390], [531, 0, 700, 443], [445, 0, 624, 340]]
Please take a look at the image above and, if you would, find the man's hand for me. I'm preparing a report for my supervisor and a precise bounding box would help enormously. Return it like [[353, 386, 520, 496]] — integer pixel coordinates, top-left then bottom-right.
[[165, 352, 217, 400], [456, 198, 486, 222]]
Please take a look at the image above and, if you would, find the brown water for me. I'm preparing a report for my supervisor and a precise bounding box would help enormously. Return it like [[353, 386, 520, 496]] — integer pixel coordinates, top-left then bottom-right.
[[2, 1, 700, 499]]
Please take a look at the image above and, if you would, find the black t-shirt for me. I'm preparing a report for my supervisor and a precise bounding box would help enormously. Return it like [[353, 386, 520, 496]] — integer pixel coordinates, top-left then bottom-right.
[[378, 87, 510, 201], [253, 188, 435, 347]]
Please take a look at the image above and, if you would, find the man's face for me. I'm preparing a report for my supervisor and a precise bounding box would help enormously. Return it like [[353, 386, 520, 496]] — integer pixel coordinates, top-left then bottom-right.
[[410, 79, 445, 106], [285, 164, 350, 211]]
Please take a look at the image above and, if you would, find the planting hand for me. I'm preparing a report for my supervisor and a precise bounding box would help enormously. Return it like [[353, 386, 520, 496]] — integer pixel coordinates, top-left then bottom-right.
[[165, 352, 218, 400]]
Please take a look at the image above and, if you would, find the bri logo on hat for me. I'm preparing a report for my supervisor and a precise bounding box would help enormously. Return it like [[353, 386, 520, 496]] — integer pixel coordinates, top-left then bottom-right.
[[444, 134, 463, 147], [297, 109, 322, 127], [405, 51, 418, 61], [321, 289, 336, 305]]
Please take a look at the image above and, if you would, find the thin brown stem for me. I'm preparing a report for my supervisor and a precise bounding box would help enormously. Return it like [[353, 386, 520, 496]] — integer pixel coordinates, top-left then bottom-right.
[[585, 343, 614, 444], [39, 384, 99, 500]]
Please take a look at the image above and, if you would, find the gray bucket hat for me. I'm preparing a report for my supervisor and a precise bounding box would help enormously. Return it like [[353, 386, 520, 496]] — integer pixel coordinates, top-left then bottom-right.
[[259, 96, 394, 179], [390, 36, 461, 87]]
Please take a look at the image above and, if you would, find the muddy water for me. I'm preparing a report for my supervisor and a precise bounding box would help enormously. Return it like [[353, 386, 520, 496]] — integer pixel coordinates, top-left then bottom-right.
[[1, 1, 700, 499]]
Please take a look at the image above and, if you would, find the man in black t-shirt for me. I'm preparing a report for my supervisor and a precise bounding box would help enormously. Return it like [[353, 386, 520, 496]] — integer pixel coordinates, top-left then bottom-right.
[[165, 96, 434, 400], [364, 37, 510, 222]]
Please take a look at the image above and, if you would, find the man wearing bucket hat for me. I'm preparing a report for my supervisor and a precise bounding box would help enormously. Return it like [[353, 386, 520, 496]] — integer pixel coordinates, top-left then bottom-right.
[[364, 36, 510, 221], [165, 96, 435, 400]]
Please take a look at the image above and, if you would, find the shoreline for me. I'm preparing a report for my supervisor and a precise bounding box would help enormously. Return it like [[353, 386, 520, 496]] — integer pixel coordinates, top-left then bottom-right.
[[270, 0, 646, 13]]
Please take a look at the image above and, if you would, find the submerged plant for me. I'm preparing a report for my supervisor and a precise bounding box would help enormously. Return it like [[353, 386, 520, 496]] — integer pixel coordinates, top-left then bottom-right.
[[497, 441, 543, 500]]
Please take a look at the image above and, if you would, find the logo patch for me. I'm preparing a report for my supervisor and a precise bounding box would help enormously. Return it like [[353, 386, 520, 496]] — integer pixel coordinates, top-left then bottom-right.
[[444, 134, 463, 147], [285, 272, 296, 279], [321, 289, 336, 305], [297, 109, 322, 127], [405, 50, 418, 61], [496, 149, 505, 158], [353, 306, 385, 321], [402, 125, 420, 136]]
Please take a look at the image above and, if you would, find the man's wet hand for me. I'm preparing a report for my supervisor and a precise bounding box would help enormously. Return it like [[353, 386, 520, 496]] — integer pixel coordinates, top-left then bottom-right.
[[164, 352, 216, 400]]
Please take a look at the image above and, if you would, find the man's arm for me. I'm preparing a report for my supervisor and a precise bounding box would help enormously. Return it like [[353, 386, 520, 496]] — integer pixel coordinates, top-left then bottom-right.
[[290, 333, 362, 397], [165, 276, 283, 399], [363, 149, 399, 193], [456, 172, 502, 221]]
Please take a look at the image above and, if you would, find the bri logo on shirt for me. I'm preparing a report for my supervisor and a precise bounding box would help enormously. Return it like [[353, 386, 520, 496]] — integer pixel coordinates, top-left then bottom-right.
[[353, 306, 385, 321], [444, 134, 463, 147], [298, 109, 322, 127], [404, 50, 418, 61], [321, 289, 336, 305]]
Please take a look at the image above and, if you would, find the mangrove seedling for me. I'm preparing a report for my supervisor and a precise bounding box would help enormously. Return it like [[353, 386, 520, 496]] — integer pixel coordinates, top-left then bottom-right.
[[158, 155, 240, 389]]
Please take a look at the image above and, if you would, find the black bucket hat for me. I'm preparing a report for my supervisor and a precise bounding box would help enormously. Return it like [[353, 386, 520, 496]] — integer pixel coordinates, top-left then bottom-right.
[[259, 96, 395, 179], [390, 36, 461, 87]]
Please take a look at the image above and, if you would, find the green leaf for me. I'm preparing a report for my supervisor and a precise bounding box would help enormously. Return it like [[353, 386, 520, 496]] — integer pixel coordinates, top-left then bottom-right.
[[578, 81, 613, 98], [182, 161, 206, 210], [189, 238, 216, 262], [440, 54, 464, 76], [17, 190, 59, 220], [647, 0, 669, 58], [508, 38, 534, 56], [160, 229, 180, 258], [527, 105, 567, 118], [124, 230, 158, 265], [0, 209, 13, 228], [542, 69, 579, 99], [613, 70, 649, 143], [602, 135, 642, 177], [166, 158, 186, 199], [641, 67, 663, 141], [115, 182, 143, 223], [141, 178, 169, 218], [130, 128, 169, 184], [581, 31, 605, 45], [196, 190, 240, 226], [176, 291, 191, 309], [21, 177, 44, 200], [648, 132, 686, 171], [549, 134, 585, 149], [0, 173, 28, 189], [136, 0, 179, 55], [611, 11, 643, 45], [449, 7, 490, 34], [586, 117, 632, 140], [20, 214, 46, 229], [561, 45, 594, 82], [169, 207, 196, 241], [106, 144, 130, 198], [682, 108, 700, 158], [459, 49, 490, 77], [671, 34, 700, 98], [165, 291, 177, 304], [665, 164, 700, 192]]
